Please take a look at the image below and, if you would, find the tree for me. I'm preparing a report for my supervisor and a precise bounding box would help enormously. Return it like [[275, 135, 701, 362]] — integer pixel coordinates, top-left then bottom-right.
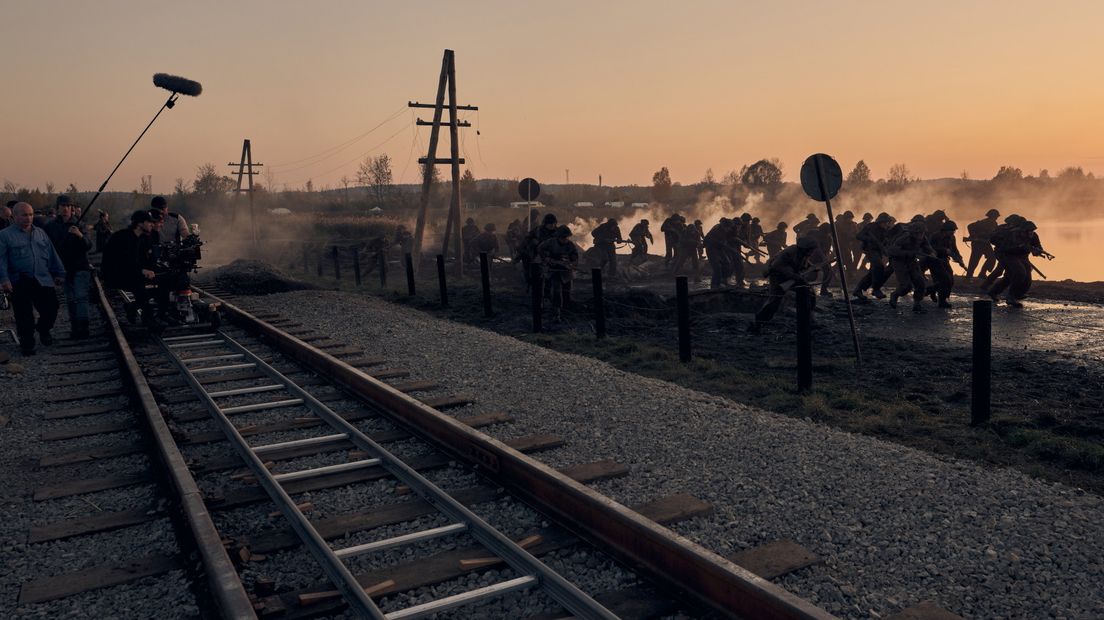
[[960, 170, 970, 180], [139, 175, 153, 195], [721, 170, 741, 186], [1038, 169, 1050, 180], [740, 158, 784, 190], [4, 180, 20, 195], [846, 160, 871, 185], [340, 175, 351, 204], [700, 168, 717, 190], [887, 163, 911, 187], [304, 179, 314, 193], [174, 178, 188, 196], [992, 166, 1023, 182], [460, 169, 477, 202], [45, 181, 55, 195], [651, 166, 672, 203], [358, 154, 393, 208], [193, 163, 235, 196], [1058, 166, 1086, 181]]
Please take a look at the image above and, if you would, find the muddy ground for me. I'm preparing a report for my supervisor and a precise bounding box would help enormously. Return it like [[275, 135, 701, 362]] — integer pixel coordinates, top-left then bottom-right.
[[209, 254, 1104, 495]]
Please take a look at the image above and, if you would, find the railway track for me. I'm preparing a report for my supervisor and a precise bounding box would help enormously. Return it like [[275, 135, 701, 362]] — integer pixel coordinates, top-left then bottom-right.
[[12, 277, 840, 619]]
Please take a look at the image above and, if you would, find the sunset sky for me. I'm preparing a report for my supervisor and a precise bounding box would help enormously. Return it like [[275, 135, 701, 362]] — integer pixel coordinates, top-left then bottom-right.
[[3, 0, 1103, 193]]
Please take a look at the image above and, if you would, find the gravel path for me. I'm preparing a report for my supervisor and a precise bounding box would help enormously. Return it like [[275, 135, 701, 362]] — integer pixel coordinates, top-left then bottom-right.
[[233, 289, 1104, 619]]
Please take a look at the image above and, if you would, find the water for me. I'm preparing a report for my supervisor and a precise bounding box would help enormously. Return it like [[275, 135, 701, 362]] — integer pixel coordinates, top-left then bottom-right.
[[1035, 219, 1104, 282]]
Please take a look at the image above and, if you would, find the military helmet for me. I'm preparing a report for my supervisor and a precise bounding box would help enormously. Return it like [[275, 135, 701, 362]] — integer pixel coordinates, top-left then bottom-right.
[[777, 221, 788, 229], [910, 214, 925, 223], [875, 213, 894, 224], [941, 221, 958, 231], [986, 208, 1000, 217], [1022, 220, 1037, 231], [740, 213, 752, 221], [641, 219, 649, 225], [1005, 214, 1025, 224]]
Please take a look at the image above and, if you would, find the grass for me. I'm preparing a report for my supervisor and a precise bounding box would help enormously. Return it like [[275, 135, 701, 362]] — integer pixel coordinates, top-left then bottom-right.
[[283, 266, 1104, 495]]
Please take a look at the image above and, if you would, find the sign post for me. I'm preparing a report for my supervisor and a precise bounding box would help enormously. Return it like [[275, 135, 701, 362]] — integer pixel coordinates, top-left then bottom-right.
[[800, 153, 862, 367], [519, 178, 541, 232]]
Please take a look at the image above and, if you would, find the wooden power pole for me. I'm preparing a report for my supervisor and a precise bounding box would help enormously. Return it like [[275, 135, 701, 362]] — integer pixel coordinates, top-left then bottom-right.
[[409, 49, 477, 275], [228, 139, 263, 250]]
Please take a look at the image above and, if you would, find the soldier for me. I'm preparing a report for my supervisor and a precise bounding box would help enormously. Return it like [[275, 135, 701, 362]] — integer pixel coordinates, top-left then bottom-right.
[[703, 219, 734, 289], [964, 208, 1000, 278], [834, 210, 859, 271], [672, 217, 704, 281], [812, 221, 836, 296], [792, 213, 820, 238], [537, 225, 579, 319], [748, 217, 765, 264], [461, 217, 480, 265], [852, 213, 895, 301], [473, 223, 500, 261], [989, 219, 1049, 307], [924, 209, 948, 236], [762, 222, 788, 258], [660, 213, 681, 266], [887, 222, 933, 312], [521, 213, 559, 287], [725, 217, 748, 288], [627, 219, 653, 265], [393, 224, 414, 256], [925, 221, 966, 308], [505, 219, 522, 258], [748, 236, 819, 333], [591, 217, 623, 277], [362, 235, 390, 276]]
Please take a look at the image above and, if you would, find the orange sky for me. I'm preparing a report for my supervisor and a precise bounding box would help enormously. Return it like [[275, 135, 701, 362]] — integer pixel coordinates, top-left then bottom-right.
[[3, 0, 1103, 193]]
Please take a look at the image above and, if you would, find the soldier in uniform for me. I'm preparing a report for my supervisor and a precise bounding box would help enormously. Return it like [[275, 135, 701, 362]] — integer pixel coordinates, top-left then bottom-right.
[[672, 217, 704, 281], [505, 219, 522, 258], [925, 221, 966, 308], [887, 222, 933, 312], [792, 213, 820, 238], [537, 225, 579, 319], [852, 213, 895, 300], [461, 217, 480, 265], [627, 219, 653, 266], [748, 236, 819, 333], [762, 222, 788, 258], [393, 224, 414, 256], [989, 219, 1049, 307], [591, 217, 623, 277], [660, 213, 681, 266], [924, 209, 948, 236], [473, 223, 500, 262], [964, 209, 1000, 278], [703, 219, 735, 289], [748, 217, 765, 264], [520, 213, 559, 288]]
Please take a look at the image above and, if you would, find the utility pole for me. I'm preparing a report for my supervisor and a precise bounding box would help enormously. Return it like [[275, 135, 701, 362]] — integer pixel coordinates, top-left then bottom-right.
[[566, 169, 570, 184], [228, 139, 263, 250], [409, 49, 478, 276]]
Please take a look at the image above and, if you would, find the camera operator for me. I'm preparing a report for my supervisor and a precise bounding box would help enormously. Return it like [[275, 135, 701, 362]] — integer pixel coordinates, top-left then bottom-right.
[[150, 195, 189, 244], [101, 209, 157, 325]]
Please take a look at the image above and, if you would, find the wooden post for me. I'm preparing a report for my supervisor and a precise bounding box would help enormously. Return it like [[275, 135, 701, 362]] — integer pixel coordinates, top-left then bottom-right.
[[412, 53, 450, 272], [971, 299, 992, 426], [479, 252, 492, 317], [351, 247, 362, 287], [436, 254, 448, 308], [405, 253, 416, 296], [446, 51, 464, 276], [302, 243, 309, 274], [331, 246, 340, 281], [592, 268, 606, 339], [530, 262, 543, 333], [676, 276, 691, 362], [316, 248, 323, 278], [796, 286, 813, 391], [378, 252, 387, 288]]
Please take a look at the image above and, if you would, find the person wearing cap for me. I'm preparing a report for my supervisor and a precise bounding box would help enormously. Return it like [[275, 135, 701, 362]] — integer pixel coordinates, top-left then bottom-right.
[[56, 202, 94, 338], [101, 210, 157, 324], [461, 217, 481, 265], [924, 210, 948, 236], [761, 222, 788, 259], [852, 213, 896, 301], [627, 219, 653, 266], [748, 236, 819, 333], [887, 221, 934, 312], [150, 196, 189, 244], [792, 213, 820, 238], [44, 195, 77, 250], [0, 202, 66, 355], [964, 208, 1001, 278], [925, 221, 966, 308], [537, 225, 579, 319], [473, 222, 500, 261]]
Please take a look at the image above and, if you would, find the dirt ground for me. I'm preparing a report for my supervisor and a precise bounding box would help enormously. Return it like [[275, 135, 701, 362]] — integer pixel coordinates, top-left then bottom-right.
[[211, 254, 1104, 495]]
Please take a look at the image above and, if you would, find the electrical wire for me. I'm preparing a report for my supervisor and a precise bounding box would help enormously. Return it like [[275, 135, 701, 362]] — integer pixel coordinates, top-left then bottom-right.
[[285, 121, 411, 187], [268, 105, 408, 172]]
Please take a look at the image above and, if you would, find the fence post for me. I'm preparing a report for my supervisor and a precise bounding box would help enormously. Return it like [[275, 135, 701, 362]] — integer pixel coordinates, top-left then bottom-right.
[[331, 246, 341, 281], [796, 286, 813, 391], [436, 254, 448, 308], [302, 243, 309, 274], [316, 248, 323, 278], [405, 253, 416, 297], [351, 247, 362, 287], [676, 276, 691, 362], [379, 252, 387, 288], [479, 252, 493, 317], [530, 262, 543, 333], [592, 268, 606, 339], [971, 299, 992, 426]]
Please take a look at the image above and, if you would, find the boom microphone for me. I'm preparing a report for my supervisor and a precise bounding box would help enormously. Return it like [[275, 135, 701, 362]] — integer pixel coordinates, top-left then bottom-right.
[[153, 73, 203, 97], [76, 72, 204, 224]]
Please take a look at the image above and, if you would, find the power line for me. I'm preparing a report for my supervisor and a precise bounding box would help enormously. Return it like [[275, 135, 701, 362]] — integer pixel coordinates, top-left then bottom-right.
[[285, 121, 411, 186], [267, 105, 408, 171]]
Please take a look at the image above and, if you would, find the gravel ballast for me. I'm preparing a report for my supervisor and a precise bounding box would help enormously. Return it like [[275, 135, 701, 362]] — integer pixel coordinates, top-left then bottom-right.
[[225, 289, 1104, 619]]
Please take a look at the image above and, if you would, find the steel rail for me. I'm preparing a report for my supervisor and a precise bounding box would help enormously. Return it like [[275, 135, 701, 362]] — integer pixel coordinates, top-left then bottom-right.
[[199, 287, 838, 620], [211, 330, 619, 620], [93, 277, 257, 619]]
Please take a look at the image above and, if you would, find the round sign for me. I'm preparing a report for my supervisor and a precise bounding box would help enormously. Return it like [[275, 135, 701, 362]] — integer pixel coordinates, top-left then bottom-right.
[[518, 178, 541, 201], [800, 154, 843, 202]]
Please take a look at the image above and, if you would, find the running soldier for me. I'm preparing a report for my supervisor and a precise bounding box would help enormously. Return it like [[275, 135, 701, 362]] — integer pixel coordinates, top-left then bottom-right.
[[793, 213, 820, 238], [887, 222, 933, 312], [537, 225, 579, 320], [748, 236, 819, 333], [461, 217, 480, 265], [925, 221, 966, 308], [520, 213, 559, 287], [988, 219, 1050, 307], [627, 219, 653, 265], [394, 224, 414, 256], [852, 213, 895, 300], [762, 222, 788, 258], [591, 217, 623, 277], [473, 223, 500, 261], [672, 217, 704, 281], [505, 219, 522, 258], [660, 213, 681, 266], [964, 209, 1000, 278]]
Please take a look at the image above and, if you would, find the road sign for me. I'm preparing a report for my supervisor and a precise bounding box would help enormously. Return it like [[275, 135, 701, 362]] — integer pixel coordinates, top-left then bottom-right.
[[800, 154, 843, 202], [518, 178, 541, 201]]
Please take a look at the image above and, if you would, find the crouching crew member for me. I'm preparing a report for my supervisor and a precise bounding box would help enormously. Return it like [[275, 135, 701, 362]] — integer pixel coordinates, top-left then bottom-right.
[[101, 210, 157, 325], [0, 202, 65, 355], [748, 236, 819, 333]]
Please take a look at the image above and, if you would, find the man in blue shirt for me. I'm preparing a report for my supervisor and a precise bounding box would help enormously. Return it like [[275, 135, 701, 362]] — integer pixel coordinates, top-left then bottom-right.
[[0, 202, 66, 355]]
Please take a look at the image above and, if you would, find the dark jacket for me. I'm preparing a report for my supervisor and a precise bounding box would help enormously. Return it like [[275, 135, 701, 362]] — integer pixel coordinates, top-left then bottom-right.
[[58, 229, 92, 273], [764, 245, 812, 281], [101, 228, 145, 290]]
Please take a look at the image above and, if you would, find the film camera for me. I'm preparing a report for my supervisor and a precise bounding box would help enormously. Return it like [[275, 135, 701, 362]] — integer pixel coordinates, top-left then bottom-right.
[[150, 227, 220, 328]]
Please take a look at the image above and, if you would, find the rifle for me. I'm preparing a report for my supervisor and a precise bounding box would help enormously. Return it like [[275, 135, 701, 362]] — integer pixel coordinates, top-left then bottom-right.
[[1029, 261, 1047, 279]]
